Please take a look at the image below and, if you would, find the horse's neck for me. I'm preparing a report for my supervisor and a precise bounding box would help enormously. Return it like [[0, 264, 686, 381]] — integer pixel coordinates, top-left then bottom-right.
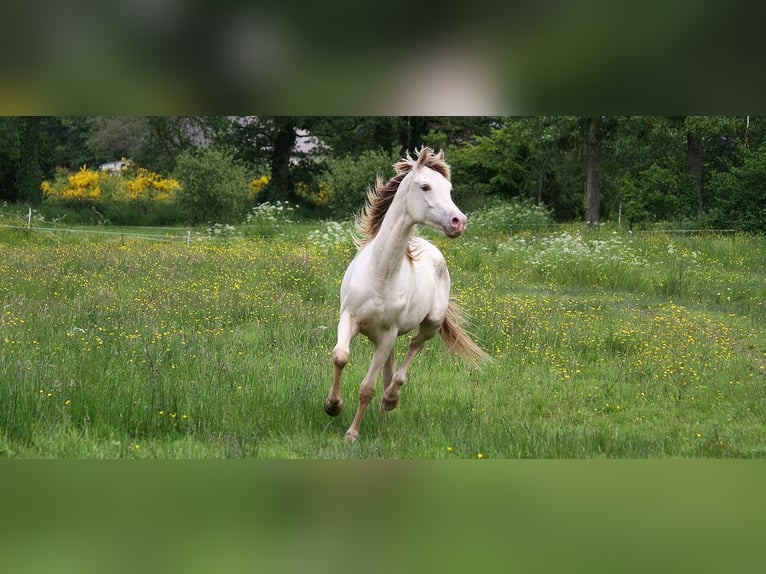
[[368, 203, 416, 282]]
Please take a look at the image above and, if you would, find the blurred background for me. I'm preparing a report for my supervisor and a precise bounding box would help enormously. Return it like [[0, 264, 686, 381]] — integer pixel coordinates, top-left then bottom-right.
[[2, 0, 763, 114]]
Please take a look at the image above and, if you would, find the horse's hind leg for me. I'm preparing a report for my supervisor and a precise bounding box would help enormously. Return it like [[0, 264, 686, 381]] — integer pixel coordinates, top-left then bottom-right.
[[380, 349, 396, 403], [381, 323, 438, 412], [324, 312, 357, 417], [346, 330, 396, 442]]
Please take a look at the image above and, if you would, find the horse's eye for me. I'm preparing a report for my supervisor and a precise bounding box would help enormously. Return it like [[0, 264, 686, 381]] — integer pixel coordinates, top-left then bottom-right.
[[420, 184, 431, 192]]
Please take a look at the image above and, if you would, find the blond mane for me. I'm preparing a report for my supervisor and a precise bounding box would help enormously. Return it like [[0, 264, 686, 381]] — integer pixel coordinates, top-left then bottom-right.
[[355, 147, 451, 249]]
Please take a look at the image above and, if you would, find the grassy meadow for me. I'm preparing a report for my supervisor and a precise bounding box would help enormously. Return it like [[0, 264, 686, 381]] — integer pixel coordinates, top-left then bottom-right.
[[1, 208, 764, 458]]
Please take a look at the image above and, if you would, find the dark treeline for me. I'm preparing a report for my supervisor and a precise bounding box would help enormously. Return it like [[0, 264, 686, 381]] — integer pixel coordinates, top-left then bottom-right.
[[1, 116, 763, 231]]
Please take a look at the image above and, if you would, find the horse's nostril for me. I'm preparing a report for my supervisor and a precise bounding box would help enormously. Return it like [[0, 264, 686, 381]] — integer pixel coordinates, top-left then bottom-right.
[[451, 216, 466, 231]]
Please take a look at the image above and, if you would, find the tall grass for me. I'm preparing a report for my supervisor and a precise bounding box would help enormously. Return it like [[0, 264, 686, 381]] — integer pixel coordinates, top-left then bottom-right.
[[1, 215, 764, 458]]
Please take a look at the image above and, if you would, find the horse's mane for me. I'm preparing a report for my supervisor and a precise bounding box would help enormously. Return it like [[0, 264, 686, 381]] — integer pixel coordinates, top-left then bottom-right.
[[355, 147, 451, 251]]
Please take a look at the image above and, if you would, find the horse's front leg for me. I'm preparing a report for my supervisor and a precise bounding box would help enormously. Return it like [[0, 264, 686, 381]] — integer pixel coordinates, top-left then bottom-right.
[[325, 312, 358, 417], [345, 330, 397, 443]]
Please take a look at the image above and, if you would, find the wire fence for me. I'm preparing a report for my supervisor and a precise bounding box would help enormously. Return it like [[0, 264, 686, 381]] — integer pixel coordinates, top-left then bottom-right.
[[0, 205, 744, 246]]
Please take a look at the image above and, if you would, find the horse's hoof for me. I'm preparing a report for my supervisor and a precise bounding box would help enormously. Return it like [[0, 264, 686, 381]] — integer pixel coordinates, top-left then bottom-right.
[[344, 429, 359, 443], [381, 395, 399, 412], [324, 398, 343, 417]]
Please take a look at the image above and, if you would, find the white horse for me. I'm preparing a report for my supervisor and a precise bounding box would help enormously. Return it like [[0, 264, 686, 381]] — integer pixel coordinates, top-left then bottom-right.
[[324, 147, 489, 442]]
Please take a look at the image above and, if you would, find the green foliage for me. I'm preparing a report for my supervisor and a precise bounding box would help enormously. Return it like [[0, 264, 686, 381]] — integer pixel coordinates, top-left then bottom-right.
[[620, 163, 690, 225], [2, 115, 766, 230], [448, 124, 528, 207], [174, 147, 250, 224], [445, 117, 585, 218], [709, 145, 766, 232], [317, 148, 400, 216], [466, 198, 552, 234]]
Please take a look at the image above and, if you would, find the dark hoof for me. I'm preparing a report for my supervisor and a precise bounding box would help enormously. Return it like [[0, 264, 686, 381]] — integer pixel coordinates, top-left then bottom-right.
[[381, 395, 399, 412], [324, 398, 343, 417]]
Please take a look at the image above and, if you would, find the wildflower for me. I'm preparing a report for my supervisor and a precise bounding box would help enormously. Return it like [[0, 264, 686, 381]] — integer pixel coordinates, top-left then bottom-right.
[[477, 452, 484, 459], [446, 446, 453, 453], [249, 175, 271, 201]]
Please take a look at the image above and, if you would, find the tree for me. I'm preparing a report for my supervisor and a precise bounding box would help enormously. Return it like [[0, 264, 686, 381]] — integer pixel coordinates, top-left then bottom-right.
[[309, 117, 429, 157], [134, 116, 222, 174], [709, 143, 766, 232], [16, 117, 43, 205], [87, 116, 151, 165], [226, 116, 303, 202], [436, 117, 585, 219], [269, 118, 297, 202], [0, 118, 20, 203], [584, 116, 601, 225]]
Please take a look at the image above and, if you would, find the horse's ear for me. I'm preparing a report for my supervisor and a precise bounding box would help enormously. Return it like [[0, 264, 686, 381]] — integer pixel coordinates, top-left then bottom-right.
[[416, 146, 432, 168], [436, 149, 445, 161]]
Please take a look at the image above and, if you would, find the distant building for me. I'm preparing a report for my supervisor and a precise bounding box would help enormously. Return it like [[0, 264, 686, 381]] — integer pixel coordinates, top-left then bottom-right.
[[99, 159, 131, 172]]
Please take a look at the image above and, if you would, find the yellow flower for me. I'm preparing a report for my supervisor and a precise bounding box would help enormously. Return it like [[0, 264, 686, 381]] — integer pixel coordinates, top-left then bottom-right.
[[477, 452, 484, 459], [249, 175, 271, 201], [122, 168, 180, 203]]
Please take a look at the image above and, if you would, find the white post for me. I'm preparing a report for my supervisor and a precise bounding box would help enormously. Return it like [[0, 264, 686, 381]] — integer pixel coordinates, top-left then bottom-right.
[[187, 230, 191, 247], [27, 207, 32, 229]]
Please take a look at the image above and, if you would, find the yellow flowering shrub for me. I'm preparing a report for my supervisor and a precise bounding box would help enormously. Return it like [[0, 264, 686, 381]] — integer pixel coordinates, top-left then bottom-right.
[[295, 180, 330, 206], [42, 166, 102, 202], [120, 168, 180, 203], [248, 175, 271, 202], [42, 165, 181, 207]]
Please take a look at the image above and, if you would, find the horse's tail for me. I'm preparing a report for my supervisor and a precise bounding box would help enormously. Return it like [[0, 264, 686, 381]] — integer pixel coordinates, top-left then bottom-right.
[[440, 300, 492, 367]]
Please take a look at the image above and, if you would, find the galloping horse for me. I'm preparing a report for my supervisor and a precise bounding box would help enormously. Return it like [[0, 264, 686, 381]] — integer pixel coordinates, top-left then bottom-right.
[[324, 147, 488, 442]]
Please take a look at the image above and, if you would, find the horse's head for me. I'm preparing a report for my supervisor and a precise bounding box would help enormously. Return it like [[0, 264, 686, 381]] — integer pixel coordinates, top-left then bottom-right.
[[401, 148, 467, 237]]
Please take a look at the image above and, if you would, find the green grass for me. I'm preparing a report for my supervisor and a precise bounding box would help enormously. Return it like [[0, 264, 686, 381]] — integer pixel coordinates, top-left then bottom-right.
[[0, 221, 764, 458]]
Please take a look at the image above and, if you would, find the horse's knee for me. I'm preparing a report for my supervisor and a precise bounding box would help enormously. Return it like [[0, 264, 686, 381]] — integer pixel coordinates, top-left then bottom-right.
[[332, 347, 349, 369]]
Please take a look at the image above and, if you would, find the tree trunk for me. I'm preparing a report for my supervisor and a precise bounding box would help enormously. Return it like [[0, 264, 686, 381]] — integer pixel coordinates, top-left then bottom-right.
[[585, 116, 601, 225], [536, 168, 544, 205], [270, 120, 295, 202], [686, 132, 703, 211], [17, 116, 43, 205]]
